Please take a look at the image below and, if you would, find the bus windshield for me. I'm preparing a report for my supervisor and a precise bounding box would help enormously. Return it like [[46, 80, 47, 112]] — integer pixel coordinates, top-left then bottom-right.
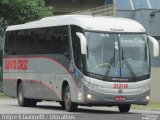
[[85, 32, 150, 81]]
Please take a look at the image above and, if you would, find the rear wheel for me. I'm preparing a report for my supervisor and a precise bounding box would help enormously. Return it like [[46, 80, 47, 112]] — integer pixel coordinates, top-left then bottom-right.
[[18, 83, 29, 106], [17, 83, 37, 107], [118, 104, 131, 113], [63, 85, 78, 112]]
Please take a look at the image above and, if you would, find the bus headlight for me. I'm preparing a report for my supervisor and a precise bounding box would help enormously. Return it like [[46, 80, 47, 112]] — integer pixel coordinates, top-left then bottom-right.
[[87, 94, 92, 99], [145, 96, 150, 101]]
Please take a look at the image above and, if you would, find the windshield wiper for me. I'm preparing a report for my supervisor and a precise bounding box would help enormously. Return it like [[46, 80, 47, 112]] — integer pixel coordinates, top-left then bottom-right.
[[104, 48, 115, 78], [122, 49, 137, 81], [122, 58, 137, 81]]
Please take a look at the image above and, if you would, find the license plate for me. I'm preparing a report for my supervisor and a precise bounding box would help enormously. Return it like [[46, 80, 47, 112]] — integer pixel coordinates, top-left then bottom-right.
[[114, 96, 126, 101]]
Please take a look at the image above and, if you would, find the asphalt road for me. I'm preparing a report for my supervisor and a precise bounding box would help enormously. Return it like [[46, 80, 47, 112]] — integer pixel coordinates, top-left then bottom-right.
[[0, 99, 160, 120]]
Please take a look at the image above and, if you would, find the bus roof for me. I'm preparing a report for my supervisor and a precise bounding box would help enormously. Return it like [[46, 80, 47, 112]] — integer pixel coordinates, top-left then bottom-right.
[[6, 15, 145, 33]]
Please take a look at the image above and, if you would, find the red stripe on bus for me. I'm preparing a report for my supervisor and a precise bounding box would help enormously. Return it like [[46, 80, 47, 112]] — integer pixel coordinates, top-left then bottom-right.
[[3, 78, 61, 100], [4, 56, 80, 92]]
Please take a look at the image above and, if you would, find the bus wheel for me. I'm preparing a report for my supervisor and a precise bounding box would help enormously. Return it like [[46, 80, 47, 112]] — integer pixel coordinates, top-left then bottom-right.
[[17, 83, 30, 107], [63, 85, 78, 112], [118, 104, 131, 113]]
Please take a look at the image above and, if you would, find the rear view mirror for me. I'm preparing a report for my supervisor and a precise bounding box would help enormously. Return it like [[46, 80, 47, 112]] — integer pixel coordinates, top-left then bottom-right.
[[76, 32, 87, 55], [148, 36, 159, 57]]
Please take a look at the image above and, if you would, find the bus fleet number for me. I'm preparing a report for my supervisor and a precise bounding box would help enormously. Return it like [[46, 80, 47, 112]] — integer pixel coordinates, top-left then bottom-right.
[[113, 83, 128, 89]]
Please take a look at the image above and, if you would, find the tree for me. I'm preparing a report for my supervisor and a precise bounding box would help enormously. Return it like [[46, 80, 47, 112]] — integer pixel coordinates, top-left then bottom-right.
[[0, 0, 53, 89], [0, 0, 53, 33]]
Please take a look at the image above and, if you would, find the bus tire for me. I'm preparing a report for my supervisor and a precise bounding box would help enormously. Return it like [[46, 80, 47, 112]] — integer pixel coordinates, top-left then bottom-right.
[[63, 85, 78, 112], [118, 104, 131, 113], [17, 83, 30, 107]]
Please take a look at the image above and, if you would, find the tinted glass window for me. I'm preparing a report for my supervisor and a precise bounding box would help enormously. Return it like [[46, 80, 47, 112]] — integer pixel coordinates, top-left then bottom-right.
[[5, 26, 70, 59]]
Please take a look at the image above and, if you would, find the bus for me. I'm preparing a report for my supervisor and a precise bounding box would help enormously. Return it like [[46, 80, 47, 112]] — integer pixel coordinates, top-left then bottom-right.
[[3, 15, 159, 112]]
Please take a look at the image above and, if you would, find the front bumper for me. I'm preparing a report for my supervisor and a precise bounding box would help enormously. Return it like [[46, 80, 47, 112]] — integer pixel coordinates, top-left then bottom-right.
[[78, 84, 150, 106]]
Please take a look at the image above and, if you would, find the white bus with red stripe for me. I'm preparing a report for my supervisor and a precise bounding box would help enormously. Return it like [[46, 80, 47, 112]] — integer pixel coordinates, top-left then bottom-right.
[[3, 15, 159, 112]]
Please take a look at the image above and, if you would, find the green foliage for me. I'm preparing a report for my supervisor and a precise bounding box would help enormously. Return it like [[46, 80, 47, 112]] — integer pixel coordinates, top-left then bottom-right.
[[0, 0, 53, 30], [0, 0, 53, 92]]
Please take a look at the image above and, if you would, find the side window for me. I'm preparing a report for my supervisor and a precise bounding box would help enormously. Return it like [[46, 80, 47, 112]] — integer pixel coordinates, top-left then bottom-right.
[[5, 26, 71, 61], [71, 25, 83, 70], [5, 30, 34, 55], [5, 31, 12, 54], [38, 26, 70, 60], [5, 31, 21, 55]]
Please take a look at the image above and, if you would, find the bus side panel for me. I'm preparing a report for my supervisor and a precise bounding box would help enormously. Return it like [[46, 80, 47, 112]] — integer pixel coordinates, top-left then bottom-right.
[[23, 78, 59, 101], [21, 56, 63, 101], [3, 55, 75, 101], [3, 75, 17, 98], [3, 57, 17, 97]]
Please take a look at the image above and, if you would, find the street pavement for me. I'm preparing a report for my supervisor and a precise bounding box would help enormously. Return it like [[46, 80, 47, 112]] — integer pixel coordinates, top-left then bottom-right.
[[0, 98, 160, 120]]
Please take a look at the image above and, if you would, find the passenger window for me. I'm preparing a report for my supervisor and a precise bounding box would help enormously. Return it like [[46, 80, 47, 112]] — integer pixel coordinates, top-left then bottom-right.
[[5, 26, 71, 60]]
